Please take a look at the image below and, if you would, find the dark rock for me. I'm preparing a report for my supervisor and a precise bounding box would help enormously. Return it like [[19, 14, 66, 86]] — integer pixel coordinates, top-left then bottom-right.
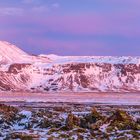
[[66, 113, 80, 130]]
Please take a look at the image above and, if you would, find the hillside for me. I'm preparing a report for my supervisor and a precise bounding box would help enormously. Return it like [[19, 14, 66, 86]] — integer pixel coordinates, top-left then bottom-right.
[[0, 41, 140, 92]]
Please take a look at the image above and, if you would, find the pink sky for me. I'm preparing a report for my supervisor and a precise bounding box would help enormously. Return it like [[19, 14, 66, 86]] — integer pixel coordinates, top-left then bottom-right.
[[0, 0, 140, 55]]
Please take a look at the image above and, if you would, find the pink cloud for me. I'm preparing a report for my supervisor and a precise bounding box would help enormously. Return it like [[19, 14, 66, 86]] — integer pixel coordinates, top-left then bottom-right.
[[28, 38, 104, 48], [1, 10, 140, 38], [40, 13, 140, 37], [100, 0, 140, 6]]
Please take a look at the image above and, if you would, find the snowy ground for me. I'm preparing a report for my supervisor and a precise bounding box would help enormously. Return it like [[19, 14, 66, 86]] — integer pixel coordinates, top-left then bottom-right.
[[0, 92, 140, 139], [0, 92, 140, 105], [0, 102, 140, 140]]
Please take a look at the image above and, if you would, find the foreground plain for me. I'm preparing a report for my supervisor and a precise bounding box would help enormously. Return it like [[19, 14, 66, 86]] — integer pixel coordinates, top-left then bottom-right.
[[0, 92, 140, 139], [0, 102, 140, 140]]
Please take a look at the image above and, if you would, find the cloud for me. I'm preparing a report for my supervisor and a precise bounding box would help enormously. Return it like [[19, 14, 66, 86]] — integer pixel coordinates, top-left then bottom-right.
[[51, 3, 60, 8], [36, 13, 140, 38], [31, 6, 49, 13], [105, 0, 140, 5], [2, 11, 140, 38], [0, 7, 24, 16], [26, 38, 106, 55], [22, 0, 39, 4]]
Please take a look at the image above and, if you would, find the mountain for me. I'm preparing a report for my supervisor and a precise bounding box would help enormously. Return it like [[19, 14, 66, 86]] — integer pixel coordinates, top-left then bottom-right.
[[0, 41, 51, 65], [0, 41, 140, 92]]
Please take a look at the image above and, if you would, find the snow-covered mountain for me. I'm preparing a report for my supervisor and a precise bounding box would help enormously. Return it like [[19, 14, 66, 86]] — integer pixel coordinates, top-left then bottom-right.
[[0, 41, 140, 92], [0, 41, 51, 65]]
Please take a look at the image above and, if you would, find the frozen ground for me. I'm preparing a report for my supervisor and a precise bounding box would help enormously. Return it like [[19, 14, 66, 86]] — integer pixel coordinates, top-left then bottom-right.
[[0, 92, 140, 105], [0, 102, 140, 140], [0, 92, 140, 139]]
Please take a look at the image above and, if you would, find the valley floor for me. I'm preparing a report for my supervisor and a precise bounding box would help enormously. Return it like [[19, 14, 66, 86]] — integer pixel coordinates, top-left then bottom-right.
[[0, 92, 140, 104]]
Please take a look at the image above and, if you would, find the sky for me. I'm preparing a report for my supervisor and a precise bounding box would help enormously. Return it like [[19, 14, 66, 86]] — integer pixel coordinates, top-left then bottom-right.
[[0, 0, 140, 56]]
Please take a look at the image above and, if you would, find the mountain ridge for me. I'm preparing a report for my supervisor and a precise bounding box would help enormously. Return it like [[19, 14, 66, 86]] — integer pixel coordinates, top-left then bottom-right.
[[0, 41, 51, 64], [0, 41, 140, 92]]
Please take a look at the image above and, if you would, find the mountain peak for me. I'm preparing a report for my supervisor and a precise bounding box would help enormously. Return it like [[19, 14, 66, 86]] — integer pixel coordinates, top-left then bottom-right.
[[0, 41, 28, 63], [0, 41, 27, 54], [0, 41, 51, 64]]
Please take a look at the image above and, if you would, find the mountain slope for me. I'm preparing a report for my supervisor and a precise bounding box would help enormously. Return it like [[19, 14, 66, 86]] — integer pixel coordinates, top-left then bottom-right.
[[0, 41, 51, 64], [0, 41, 140, 92], [0, 41, 28, 64]]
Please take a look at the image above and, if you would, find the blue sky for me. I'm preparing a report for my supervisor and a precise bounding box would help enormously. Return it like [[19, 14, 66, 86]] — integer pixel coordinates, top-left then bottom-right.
[[0, 0, 140, 55]]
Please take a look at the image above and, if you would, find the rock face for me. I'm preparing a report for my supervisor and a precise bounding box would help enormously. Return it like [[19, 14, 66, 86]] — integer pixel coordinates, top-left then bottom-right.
[[33, 62, 140, 92], [0, 41, 140, 92]]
